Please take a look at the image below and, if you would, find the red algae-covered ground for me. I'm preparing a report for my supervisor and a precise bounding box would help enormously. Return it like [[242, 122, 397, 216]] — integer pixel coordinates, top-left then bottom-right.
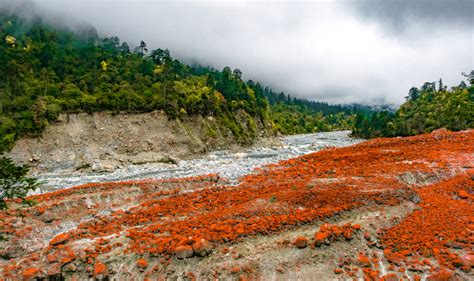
[[0, 129, 473, 280]]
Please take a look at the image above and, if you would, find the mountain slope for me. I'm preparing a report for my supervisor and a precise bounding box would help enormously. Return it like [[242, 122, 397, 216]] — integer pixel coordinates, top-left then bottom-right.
[[352, 79, 474, 138], [0, 14, 370, 153]]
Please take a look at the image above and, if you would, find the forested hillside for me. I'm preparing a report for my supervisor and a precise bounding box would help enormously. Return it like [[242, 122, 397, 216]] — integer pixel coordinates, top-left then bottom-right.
[[192, 65, 372, 135], [262, 89, 373, 134], [352, 77, 474, 138], [0, 14, 367, 152]]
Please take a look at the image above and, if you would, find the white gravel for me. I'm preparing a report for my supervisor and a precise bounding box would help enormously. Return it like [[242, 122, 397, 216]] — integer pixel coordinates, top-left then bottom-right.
[[33, 131, 362, 193]]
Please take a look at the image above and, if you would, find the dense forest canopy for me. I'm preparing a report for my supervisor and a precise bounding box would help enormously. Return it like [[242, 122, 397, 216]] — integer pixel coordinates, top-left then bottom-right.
[[352, 75, 474, 138], [0, 14, 371, 152]]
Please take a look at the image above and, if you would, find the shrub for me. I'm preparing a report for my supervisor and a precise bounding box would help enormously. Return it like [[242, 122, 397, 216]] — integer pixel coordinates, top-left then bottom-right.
[[0, 156, 39, 210]]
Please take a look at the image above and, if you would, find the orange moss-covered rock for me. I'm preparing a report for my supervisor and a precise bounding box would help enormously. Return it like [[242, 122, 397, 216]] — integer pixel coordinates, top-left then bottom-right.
[[1, 130, 473, 279], [458, 190, 469, 199], [314, 232, 329, 246], [192, 238, 213, 257], [334, 268, 343, 274], [381, 173, 473, 269], [174, 245, 194, 259], [136, 259, 148, 270], [362, 268, 380, 280], [46, 253, 57, 263], [93, 261, 109, 280], [352, 224, 362, 231], [49, 233, 69, 246], [426, 268, 455, 281], [294, 236, 308, 248], [342, 230, 353, 240], [22, 267, 40, 279], [314, 223, 359, 246], [356, 253, 371, 268], [380, 273, 399, 281]]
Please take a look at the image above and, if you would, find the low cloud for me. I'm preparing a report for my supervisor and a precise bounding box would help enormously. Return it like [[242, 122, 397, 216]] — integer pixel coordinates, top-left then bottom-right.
[[1, 0, 472, 105], [348, 0, 473, 34]]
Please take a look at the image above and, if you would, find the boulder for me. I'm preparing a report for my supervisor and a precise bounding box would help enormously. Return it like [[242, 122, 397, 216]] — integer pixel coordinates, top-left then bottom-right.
[[426, 268, 455, 281], [355, 253, 371, 268], [192, 239, 213, 257], [343, 230, 353, 240], [314, 231, 329, 246], [136, 259, 148, 271], [46, 253, 58, 263], [458, 190, 469, 199], [22, 268, 41, 280], [49, 233, 69, 246], [93, 260, 109, 280], [294, 236, 308, 248], [174, 245, 194, 259], [380, 273, 399, 281]]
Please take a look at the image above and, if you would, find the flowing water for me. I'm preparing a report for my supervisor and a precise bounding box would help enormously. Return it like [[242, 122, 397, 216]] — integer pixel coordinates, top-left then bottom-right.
[[34, 131, 362, 193]]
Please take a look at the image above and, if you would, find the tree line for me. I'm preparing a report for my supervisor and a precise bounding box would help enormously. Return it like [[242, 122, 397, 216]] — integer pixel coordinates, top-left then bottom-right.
[[0, 13, 366, 152], [352, 75, 474, 138]]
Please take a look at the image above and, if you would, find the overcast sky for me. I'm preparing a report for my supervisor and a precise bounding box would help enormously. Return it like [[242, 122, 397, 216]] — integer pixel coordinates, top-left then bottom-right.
[[2, 0, 473, 105]]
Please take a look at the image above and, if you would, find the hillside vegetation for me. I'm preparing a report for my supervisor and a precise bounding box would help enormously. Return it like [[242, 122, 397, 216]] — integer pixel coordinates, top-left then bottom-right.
[[0, 14, 368, 152], [352, 77, 474, 138]]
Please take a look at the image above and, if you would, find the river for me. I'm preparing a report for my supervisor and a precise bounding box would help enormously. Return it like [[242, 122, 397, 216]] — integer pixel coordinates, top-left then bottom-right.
[[34, 130, 362, 193]]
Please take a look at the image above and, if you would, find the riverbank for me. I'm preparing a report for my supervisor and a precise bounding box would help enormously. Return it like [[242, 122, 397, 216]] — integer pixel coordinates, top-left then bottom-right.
[[8, 111, 273, 177], [30, 130, 360, 193], [1, 129, 472, 280]]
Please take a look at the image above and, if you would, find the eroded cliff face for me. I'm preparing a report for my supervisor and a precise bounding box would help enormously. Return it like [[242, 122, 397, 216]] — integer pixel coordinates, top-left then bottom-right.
[[9, 111, 267, 173]]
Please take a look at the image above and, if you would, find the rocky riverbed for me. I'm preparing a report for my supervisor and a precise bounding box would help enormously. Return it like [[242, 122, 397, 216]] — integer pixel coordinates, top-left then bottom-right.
[[33, 131, 361, 193], [1, 129, 472, 280]]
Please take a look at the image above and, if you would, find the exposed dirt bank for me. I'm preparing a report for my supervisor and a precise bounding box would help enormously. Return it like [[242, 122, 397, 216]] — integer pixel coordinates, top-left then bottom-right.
[[8, 111, 275, 174], [31, 130, 358, 193], [1, 129, 473, 280]]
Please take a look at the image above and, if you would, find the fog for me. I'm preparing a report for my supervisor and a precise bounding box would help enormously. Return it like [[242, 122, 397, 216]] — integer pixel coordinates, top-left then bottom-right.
[[1, 0, 473, 105]]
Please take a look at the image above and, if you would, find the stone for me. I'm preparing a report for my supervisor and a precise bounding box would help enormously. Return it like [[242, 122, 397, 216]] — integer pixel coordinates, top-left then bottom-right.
[[174, 245, 194, 259], [426, 268, 455, 281], [458, 190, 469, 199], [47, 253, 58, 263], [49, 233, 69, 246], [46, 264, 62, 279], [364, 232, 372, 241], [343, 230, 353, 240], [314, 232, 329, 246], [192, 239, 213, 257], [22, 268, 40, 280], [136, 259, 148, 271], [460, 253, 474, 267], [380, 273, 399, 281], [355, 253, 371, 268], [93, 261, 109, 280], [294, 236, 308, 248]]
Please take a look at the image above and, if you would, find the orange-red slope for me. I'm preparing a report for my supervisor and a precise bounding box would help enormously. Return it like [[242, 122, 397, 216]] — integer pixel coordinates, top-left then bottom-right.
[[0, 129, 472, 279]]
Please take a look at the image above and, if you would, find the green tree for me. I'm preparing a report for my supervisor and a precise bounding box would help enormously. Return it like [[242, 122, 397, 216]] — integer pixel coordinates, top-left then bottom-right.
[[352, 74, 474, 138], [462, 70, 474, 85], [135, 40, 148, 56], [0, 156, 39, 210]]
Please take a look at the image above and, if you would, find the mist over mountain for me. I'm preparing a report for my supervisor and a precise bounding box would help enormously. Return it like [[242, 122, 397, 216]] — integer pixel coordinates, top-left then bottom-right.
[[1, 0, 472, 105]]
